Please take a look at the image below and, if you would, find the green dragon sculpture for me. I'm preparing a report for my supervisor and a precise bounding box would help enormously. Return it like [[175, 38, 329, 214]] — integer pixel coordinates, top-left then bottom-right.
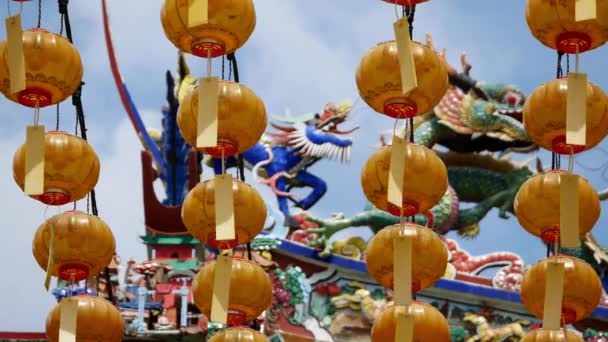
[[303, 38, 608, 267]]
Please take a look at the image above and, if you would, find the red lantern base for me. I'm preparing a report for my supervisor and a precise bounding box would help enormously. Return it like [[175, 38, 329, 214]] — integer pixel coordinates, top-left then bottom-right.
[[382, 0, 428, 4], [387, 200, 419, 217], [556, 31, 592, 54], [192, 38, 226, 58], [551, 135, 585, 155], [207, 235, 239, 250], [36, 188, 70, 206], [18, 87, 52, 108], [540, 225, 560, 243], [561, 307, 577, 325], [203, 138, 238, 158], [227, 310, 248, 326], [59, 263, 89, 282], [383, 98, 417, 119]]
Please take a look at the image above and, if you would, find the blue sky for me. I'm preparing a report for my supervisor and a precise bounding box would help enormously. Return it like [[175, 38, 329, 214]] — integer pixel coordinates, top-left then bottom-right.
[[1, 0, 608, 331]]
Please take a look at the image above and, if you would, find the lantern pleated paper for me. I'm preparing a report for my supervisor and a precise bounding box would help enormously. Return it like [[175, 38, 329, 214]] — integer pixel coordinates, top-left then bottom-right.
[[182, 177, 266, 249], [526, 0, 608, 53], [0, 28, 82, 107], [521, 328, 584, 342], [45, 295, 123, 342], [366, 223, 448, 292], [193, 257, 272, 326], [523, 78, 608, 154], [177, 80, 267, 157], [370, 302, 450, 342], [520, 255, 602, 324], [356, 40, 448, 119], [32, 211, 115, 282], [161, 0, 256, 58], [13, 131, 100, 205], [208, 327, 269, 342], [361, 143, 448, 216], [514, 171, 600, 243]]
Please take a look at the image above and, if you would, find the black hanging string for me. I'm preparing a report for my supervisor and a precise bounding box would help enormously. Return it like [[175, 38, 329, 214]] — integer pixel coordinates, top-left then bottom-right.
[[546, 243, 551, 257], [58, 0, 114, 303], [55, 104, 60, 131], [551, 51, 566, 171], [37, 0, 42, 28], [403, 5, 416, 143], [221, 55, 225, 80]]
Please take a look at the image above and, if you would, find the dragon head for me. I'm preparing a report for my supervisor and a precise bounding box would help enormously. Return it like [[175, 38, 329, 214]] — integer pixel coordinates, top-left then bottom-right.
[[473, 82, 526, 122]]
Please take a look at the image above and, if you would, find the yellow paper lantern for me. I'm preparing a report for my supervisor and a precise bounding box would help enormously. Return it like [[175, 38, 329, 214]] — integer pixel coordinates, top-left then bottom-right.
[[520, 255, 602, 324], [182, 177, 266, 249], [177, 80, 267, 157], [356, 40, 448, 118], [361, 143, 447, 216], [33, 211, 115, 282], [13, 131, 100, 205], [526, 0, 608, 53], [161, 0, 256, 58], [523, 78, 608, 154], [365, 223, 448, 292], [514, 171, 600, 243], [208, 327, 269, 342], [45, 295, 123, 342], [371, 302, 450, 342], [193, 257, 272, 326], [0, 28, 83, 107], [521, 329, 584, 342]]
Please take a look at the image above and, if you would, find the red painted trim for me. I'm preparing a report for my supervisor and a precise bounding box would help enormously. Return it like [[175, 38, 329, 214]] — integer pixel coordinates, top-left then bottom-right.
[[0, 332, 46, 338]]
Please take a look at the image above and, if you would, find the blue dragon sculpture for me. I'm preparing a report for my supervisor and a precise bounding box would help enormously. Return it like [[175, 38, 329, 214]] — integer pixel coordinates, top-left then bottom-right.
[[207, 100, 358, 227]]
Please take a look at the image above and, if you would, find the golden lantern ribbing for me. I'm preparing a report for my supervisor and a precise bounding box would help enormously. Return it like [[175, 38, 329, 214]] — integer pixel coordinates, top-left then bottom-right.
[[45, 295, 123, 342], [361, 143, 448, 216], [177, 80, 267, 157], [356, 40, 448, 119], [182, 177, 266, 249], [32, 211, 115, 282], [514, 170, 600, 243], [0, 28, 83, 107], [365, 223, 448, 292], [193, 257, 272, 326], [523, 78, 608, 155], [521, 329, 584, 342], [208, 328, 269, 342], [371, 302, 450, 342], [526, 0, 608, 53], [13, 131, 100, 205], [520, 255, 602, 324], [160, 0, 256, 58]]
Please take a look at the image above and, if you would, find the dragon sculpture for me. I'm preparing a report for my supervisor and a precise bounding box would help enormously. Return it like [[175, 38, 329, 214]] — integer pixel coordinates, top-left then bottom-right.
[[206, 100, 357, 228], [299, 35, 608, 272]]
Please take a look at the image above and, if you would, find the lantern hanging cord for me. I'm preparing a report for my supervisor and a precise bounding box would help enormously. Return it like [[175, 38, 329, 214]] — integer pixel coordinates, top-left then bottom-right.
[[221, 55, 225, 80], [55, 104, 60, 131], [556, 51, 564, 79], [59, 0, 115, 304], [37, 0, 42, 28], [403, 5, 416, 39]]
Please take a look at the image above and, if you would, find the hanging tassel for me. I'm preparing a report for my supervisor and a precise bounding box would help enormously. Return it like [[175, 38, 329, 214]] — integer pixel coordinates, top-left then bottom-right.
[[59, 297, 78, 342], [566, 70, 586, 147], [197, 76, 219, 149], [5, 14, 25, 94], [560, 173, 580, 248], [393, 225, 415, 342], [44, 221, 56, 290], [210, 255, 232, 324], [388, 135, 407, 208], [214, 174, 235, 242], [393, 17, 417, 95], [543, 261, 565, 330], [576, 0, 597, 22], [188, 0, 208, 28], [25, 124, 45, 195]]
